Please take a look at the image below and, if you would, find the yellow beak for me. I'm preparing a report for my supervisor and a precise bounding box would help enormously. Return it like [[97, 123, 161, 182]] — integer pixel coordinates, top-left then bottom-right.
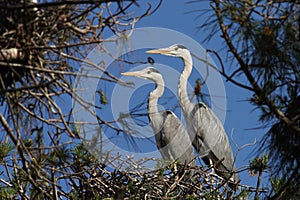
[[146, 49, 170, 54], [121, 71, 140, 77]]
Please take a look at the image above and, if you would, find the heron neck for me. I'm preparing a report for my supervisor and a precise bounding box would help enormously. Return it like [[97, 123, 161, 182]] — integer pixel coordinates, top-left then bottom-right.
[[148, 78, 164, 122], [178, 53, 194, 113]]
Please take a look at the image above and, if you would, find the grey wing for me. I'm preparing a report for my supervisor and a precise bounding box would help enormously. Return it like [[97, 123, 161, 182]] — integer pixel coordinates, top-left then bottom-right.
[[191, 104, 237, 175], [154, 124, 170, 162], [160, 110, 196, 166]]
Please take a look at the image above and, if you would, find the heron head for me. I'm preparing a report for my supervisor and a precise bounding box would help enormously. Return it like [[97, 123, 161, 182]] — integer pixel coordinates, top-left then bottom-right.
[[146, 44, 190, 58], [121, 67, 162, 82]]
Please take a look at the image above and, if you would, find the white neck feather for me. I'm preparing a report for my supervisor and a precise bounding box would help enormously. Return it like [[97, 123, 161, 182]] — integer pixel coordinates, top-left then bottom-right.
[[148, 77, 164, 125], [178, 52, 194, 114]]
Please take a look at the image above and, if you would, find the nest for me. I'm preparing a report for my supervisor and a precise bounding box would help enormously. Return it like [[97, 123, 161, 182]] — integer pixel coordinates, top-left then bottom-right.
[[0, 1, 30, 89], [0, 0, 71, 97]]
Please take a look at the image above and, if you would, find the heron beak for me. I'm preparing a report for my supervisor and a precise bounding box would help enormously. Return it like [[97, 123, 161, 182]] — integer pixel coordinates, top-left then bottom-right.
[[146, 49, 170, 55], [121, 71, 141, 77]]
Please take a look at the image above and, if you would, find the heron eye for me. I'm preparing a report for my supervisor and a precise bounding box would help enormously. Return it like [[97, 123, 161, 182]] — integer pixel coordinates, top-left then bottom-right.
[[147, 70, 151, 74], [147, 57, 155, 65]]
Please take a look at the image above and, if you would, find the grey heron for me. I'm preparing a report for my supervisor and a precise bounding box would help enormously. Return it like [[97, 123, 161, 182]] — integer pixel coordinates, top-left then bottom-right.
[[121, 67, 196, 172], [147, 44, 240, 184]]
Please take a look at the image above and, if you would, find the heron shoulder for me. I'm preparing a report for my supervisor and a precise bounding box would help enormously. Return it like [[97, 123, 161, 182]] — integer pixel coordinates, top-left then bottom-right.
[[191, 102, 207, 116], [160, 110, 187, 133], [161, 110, 173, 117], [160, 110, 179, 125], [159, 110, 195, 165]]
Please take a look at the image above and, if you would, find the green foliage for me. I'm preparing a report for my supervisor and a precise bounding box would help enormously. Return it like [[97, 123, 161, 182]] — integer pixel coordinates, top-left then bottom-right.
[[0, 143, 14, 164], [97, 90, 108, 105], [70, 123, 82, 137], [269, 176, 300, 200], [270, 177, 285, 196], [204, 190, 220, 200], [0, 187, 17, 199], [249, 153, 269, 176], [72, 142, 96, 164], [264, 96, 300, 176], [46, 146, 71, 165], [30, 187, 44, 200], [236, 189, 249, 200]]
